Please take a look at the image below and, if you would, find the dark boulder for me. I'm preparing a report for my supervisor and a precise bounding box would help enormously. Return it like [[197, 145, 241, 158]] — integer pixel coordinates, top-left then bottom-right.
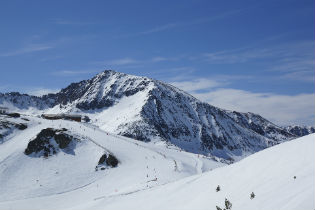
[[98, 154, 107, 165], [106, 154, 119, 167], [97, 153, 119, 168]]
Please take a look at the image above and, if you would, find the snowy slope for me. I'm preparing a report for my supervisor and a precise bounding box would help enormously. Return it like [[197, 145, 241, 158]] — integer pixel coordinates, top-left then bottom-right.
[[0, 116, 224, 206], [0, 115, 28, 144], [0, 128, 312, 210], [86, 134, 313, 210]]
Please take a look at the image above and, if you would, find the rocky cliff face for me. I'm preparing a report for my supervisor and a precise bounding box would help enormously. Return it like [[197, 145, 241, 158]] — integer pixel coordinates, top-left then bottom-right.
[[0, 70, 313, 160], [284, 125, 315, 137]]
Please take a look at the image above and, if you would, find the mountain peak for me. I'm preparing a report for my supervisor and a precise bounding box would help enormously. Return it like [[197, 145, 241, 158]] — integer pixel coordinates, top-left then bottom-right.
[[0, 70, 313, 160]]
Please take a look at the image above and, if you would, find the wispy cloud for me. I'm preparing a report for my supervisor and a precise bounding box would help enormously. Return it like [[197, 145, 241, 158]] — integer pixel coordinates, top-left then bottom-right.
[[105, 58, 139, 66], [51, 69, 99, 76], [202, 40, 315, 82], [171, 78, 315, 126], [51, 18, 96, 25], [204, 40, 314, 63], [95, 55, 183, 67], [282, 70, 315, 82], [0, 44, 54, 57], [122, 9, 242, 37]]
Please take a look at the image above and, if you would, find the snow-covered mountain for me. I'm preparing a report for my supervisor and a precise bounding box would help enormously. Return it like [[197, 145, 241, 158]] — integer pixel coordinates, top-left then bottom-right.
[[0, 70, 313, 210], [0, 70, 313, 160], [0, 92, 53, 110]]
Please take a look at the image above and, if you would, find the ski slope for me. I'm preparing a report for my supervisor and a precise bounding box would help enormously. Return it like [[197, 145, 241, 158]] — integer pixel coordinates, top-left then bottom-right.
[[0, 116, 224, 209], [0, 118, 313, 210], [76, 133, 314, 210]]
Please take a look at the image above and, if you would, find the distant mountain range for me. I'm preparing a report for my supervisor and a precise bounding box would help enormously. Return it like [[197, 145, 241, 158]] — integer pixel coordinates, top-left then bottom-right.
[[0, 70, 313, 160]]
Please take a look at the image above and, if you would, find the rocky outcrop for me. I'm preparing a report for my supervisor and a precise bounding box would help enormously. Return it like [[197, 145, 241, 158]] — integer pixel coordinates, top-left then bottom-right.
[[24, 128, 77, 157], [284, 125, 315, 137], [0, 116, 28, 143], [96, 153, 119, 170]]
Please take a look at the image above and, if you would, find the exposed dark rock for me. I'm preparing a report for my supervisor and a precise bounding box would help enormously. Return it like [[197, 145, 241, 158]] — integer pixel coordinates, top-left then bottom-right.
[[285, 125, 315, 137], [6, 113, 20, 118], [82, 116, 90, 122], [97, 153, 119, 169], [24, 128, 76, 157], [15, 123, 27, 130], [98, 154, 107, 165], [55, 132, 73, 149], [1, 118, 28, 142], [106, 154, 119, 167]]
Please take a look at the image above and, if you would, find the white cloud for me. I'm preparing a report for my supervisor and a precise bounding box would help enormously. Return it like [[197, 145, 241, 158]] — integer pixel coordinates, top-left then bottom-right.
[[123, 9, 243, 37], [171, 78, 224, 92], [96, 56, 183, 67], [0, 44, 54, 57], [151, 56, 168, 62], [106, 58, 139, 66], [172, 79, 315, 126]]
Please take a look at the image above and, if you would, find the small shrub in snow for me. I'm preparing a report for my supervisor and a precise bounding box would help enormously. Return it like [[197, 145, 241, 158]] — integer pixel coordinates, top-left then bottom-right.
[[216, 206, 222, 210], [216, 198, 232, 210], [216, 185, 221, 192], [225, 198, 232, 209], [250, 192, 255, 199]]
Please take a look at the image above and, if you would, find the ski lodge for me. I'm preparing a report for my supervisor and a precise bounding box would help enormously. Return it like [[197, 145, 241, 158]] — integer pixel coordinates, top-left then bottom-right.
[[41, 114, 82, 122]]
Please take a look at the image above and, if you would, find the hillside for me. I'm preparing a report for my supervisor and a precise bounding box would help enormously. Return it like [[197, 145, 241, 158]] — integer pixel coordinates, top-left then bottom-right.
[[82, 133, 314, 210], [0, 119, 313, 210], [0, 115, 224, 205]]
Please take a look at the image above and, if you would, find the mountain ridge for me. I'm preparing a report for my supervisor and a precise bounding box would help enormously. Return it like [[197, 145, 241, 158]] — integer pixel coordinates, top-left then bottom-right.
[[0, 70, 313, 160]]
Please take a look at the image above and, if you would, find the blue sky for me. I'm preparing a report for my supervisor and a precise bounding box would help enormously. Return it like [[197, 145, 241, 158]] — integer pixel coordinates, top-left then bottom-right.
[[0, 0, 314, 125]]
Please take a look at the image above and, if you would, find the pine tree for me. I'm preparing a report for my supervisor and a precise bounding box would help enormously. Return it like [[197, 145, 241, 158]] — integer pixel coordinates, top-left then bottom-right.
[[250, 192, 255, 199]]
